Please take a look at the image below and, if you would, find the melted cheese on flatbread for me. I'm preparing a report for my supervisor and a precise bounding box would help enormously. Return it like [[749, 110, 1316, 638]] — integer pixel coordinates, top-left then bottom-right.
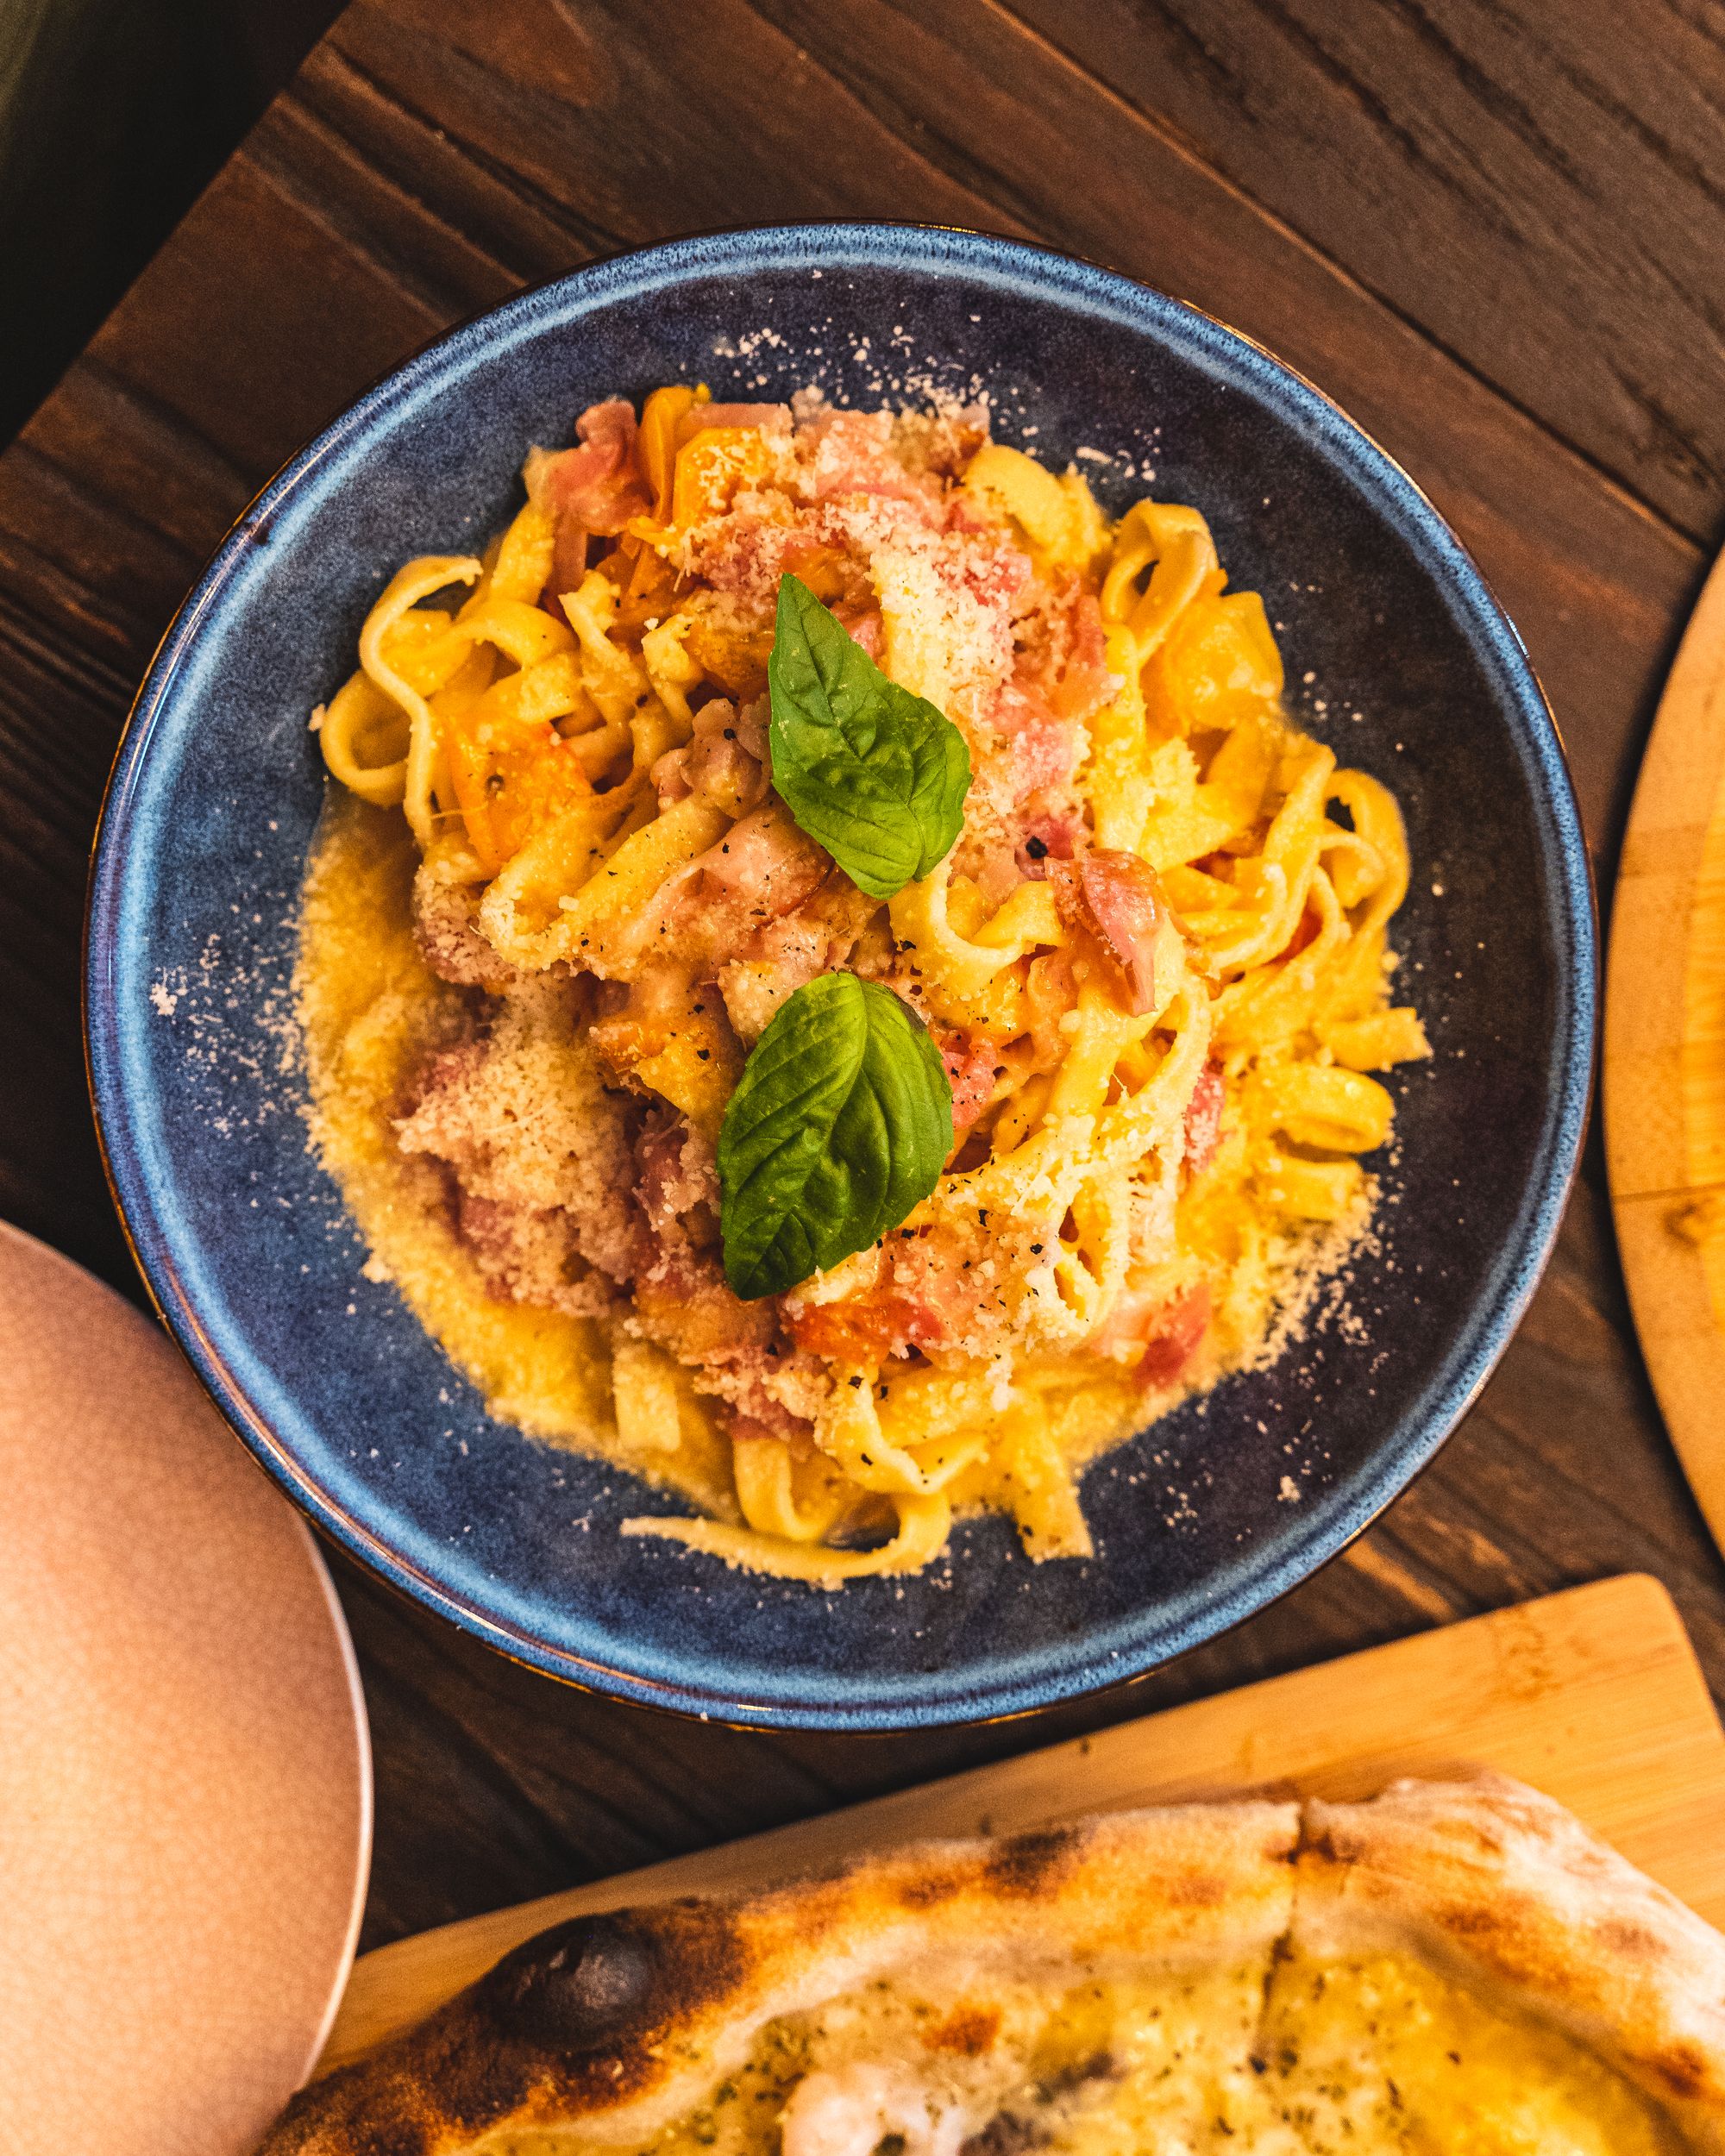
[[482, 1955, 1676, 2156], [259, 1785, 1725, 2156], [1264, 1949, 1679, 2156], [590, 1967, 1271, 2156]]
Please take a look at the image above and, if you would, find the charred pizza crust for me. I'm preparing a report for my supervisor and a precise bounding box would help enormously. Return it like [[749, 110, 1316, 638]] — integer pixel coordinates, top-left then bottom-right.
[[1296, 1775, 1725, 2149], [262, 1777, 1725, 2154], [262, 1802, 1298, 2155]]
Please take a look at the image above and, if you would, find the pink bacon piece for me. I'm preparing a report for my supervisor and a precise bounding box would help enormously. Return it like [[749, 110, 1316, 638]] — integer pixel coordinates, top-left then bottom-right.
[[986, 676, 1079, 805], [542, 399, 652, 534], [804, 409, 938, 509], [1050, 849, 1164, 1016], [937, 1029, 1002, 1134], [647, 806, 828, 965], [1048, 590, 1118, 724], [1015, 805, 1083, 881], [535, 398, 652, 608]]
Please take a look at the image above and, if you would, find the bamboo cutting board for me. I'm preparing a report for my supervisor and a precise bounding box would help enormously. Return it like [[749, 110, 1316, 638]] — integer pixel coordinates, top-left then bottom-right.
[[1607, 548, 1725, 1554], [320, 1574, 1725, 2074]]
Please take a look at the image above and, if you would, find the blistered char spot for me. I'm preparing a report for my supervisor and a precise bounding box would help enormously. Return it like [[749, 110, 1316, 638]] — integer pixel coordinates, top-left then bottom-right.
[[1597, 1918, 1658, 1960], [367, 1900, 757, 2137], [260, 1907, 742, 2153], [365, 2110, 447, 2156], [1438, 1903, 1507, 1942], [485, 1913, 663, 2052], [487, 1904, 748, 2062], [292, 2051, 470, 2154], [899, 1867, 964, 1911], [1656, 2040, 1710, 2100], [983, 1827, 1079, 1897], [928, 2003, 1003, 2055], [960, 2110, 1044, 2156]]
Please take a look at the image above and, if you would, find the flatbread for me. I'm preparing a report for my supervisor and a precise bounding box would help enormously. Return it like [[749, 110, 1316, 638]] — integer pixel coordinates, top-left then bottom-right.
[[1292, 1776, 1725, 2151], [263, 1777, 1725, 2154]]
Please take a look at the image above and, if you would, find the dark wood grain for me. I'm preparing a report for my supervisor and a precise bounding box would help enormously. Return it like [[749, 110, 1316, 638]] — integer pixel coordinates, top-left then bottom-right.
[[2, 0, 1721, 1958], [1005, 0, 1725, 545]]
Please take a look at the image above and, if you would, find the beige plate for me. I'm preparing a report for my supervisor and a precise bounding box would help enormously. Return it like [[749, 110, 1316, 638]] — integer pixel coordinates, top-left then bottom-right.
[[0, 1222, 371, 2155], [1606, 548, 1725, 1553]]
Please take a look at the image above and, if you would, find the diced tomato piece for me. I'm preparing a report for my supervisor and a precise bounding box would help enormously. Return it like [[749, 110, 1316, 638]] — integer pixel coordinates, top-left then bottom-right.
[[1137, 1284, 1211, 1388], [792, 1294, 938, 1365]]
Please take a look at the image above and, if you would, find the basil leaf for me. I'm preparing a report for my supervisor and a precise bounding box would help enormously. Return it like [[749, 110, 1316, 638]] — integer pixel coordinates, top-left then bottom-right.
[[718, 972, 953, 1301], [767, 573, 970, 899]]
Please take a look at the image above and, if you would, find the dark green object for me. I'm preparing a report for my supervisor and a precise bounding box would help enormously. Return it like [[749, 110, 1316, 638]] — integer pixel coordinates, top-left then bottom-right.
[[717, 972, 953, 1300], [766, 573, 970, 899]]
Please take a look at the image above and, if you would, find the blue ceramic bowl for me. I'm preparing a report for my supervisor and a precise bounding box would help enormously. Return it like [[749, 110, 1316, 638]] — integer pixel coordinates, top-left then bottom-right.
[[86, 224, 1594, 1730]]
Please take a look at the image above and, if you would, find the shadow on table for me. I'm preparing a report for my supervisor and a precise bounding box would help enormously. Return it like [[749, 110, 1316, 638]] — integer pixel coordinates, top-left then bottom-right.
[[1, 0, 342, 446]]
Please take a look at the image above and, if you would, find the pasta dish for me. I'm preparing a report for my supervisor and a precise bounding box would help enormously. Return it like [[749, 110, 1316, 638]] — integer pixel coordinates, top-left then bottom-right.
[[297, 385, 1428, 1583]]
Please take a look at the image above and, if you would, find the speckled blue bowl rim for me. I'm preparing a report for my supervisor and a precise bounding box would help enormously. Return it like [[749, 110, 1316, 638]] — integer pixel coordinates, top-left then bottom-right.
[[86, 222, 1596, 1729]]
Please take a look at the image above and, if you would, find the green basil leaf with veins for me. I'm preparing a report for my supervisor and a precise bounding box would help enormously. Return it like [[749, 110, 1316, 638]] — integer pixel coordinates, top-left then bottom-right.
[[718, 972, 953, 1300], [767, 573, 971, 899]]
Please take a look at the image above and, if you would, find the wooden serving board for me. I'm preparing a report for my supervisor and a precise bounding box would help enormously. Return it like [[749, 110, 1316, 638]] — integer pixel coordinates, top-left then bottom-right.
[[1607, 549, 1725, 1554], [320, 1574, 1725, 2074]]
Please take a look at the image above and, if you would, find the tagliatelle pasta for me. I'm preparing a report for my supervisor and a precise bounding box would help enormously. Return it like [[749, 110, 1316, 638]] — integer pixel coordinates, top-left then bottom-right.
[[296, 385, 1430, 1585]]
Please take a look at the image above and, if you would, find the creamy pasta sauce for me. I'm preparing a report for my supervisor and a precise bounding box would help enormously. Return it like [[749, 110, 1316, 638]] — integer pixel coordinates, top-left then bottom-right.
[[298, 389, 1429, 1581]]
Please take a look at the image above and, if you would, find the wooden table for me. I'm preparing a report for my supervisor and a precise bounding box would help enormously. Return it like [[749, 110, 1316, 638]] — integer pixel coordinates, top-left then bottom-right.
[[4, 1, 1723, 1957]]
